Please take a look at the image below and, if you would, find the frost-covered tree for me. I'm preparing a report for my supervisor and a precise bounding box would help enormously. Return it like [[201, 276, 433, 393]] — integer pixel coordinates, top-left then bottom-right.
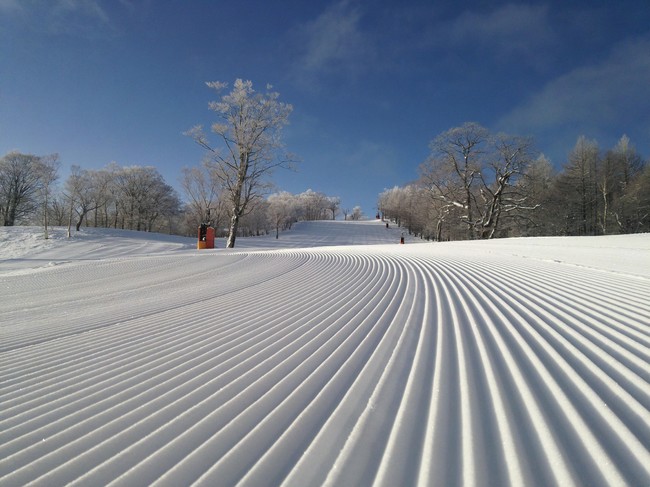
[[180, 161, 226, 231], [326, 196, 341, 220], [267, 191, 298, 238], [421, 123, 537, 239], [604, 135, 645, 234], [554, 136, 600, 235], [427, 122, 489, 239], [114, 166, 180, 232], [36, 154, 60, 239], [0, 151, 48, 226], [186, 79, 294, 248], [513, 154, 556, 236], [476, 133, 538, 238], [65, 166, 111, 232], [297, 189, 330, 220]]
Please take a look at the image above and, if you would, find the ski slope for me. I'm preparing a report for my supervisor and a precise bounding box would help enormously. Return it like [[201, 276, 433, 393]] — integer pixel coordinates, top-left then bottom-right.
[[1, 222, 649, 486]]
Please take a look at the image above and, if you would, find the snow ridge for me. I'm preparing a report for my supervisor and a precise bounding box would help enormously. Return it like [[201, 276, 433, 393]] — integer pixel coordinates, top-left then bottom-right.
[[1, 223, 649, 486]]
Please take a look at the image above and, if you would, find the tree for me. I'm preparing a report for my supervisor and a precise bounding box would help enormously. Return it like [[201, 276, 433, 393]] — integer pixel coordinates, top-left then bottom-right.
[[421, 123, 537, 239], [0, 151, 45, 226], [350, 206, 363, 220], [618, 163, 650, 232], [476, 133, 537, 238], [556, 136, 599, 235], [187, 79, 294, 248], [65, 166, 107, 232], [36, 154, 60, 239], [297, 189, 330, 220], [326, 196, 341, 220], [427, 122, 489, 239], [267, 191, 297, 239], [115, 165, 179, 232], [514, 154, 556, 236], [180, 161, 226, 231], [606, 135, 644, 233]]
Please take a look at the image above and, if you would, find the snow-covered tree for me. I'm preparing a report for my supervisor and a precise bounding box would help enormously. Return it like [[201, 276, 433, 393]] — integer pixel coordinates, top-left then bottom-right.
[[0, 151, 48, 226], [326, 196, 341, 220], [180, 161, 226, 231], [36, 153, 60, 239], [297, 189, 330, 220], [267, 191, 298, 238], [186, 79, 294, 248], [421, 123, 537, 239]]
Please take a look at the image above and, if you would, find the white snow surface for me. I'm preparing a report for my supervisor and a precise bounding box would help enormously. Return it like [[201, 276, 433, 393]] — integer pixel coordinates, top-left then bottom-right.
[[1, 222, 649, 486]]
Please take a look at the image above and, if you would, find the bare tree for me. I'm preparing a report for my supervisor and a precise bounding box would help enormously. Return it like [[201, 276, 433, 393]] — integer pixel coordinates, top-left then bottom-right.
[[326, 196, 341, 220], [36, 154, 60, 239], [180, 161, 226, 231], [555, 136, 600, 235], [297, 189, 330, 220], [420, 124, 538, 239], [513, 154, 556, 236], [619, 163, 650, 232], [606, 135, 645, 233], [268, 191, 297, 238], [114, 165, 179, 232], [350, 206, 363, 221], [476, 134, 537, 238], [427, 122, 489, 239], [186, 79, 294, 248], [65, 166, 107, 232], [0, 151, 45, 226]]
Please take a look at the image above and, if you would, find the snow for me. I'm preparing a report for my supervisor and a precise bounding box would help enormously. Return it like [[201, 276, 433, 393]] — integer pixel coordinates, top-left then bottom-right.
[[1, 221, 649, 486]]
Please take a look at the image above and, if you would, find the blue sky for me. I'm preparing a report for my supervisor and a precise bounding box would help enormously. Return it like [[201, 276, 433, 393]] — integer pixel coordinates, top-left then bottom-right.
[[2, 0, 649, 216]]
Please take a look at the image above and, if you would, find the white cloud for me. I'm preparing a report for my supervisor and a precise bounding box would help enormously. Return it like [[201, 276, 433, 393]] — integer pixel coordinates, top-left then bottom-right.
[[1, 0, 114, 37], [499, 35, 650, 160], [501, 36, 650, 129], [291, 0, 372, 83], [440, 4, 557, 68], [0, 0, 23, 13], [53, 0, 110, 24]]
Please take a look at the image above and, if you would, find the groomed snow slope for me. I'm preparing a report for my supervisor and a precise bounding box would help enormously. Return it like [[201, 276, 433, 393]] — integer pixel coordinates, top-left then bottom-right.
[[1, 222, 649, 486]]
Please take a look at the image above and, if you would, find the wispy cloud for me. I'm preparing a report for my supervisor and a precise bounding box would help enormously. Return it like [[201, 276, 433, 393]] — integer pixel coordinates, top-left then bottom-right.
[[501, 35, 650, 128], [54, 0, 110, 23], [441, 3, 557, 68], [499, 35, 650, 158], [0, 0, 23, 13], [1, 0, 114, 37], [290, 0, 372, 85]]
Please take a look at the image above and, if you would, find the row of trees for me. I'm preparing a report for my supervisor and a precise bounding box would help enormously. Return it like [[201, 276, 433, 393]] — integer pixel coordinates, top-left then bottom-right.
[[0, 154, 184, 236], [181, 159, 348, 239], [0, 152, 59, 230], [0, 149, 350, 241], [379, 123, 648, 241]]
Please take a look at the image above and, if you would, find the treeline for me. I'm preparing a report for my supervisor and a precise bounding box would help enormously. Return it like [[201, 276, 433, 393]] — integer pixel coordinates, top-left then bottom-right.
[[182, 161, 349, 238], [0, 151, 348, 239], [0, 154, 184, 235], [378, 123, 649, 241]]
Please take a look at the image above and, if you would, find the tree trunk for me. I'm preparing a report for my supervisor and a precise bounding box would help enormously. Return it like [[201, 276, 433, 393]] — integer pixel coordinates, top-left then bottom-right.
[[43, 193, 49, 239], [67, 196, 74, 238], [75, 209, 86, 232], [227, 212, 239, 248]]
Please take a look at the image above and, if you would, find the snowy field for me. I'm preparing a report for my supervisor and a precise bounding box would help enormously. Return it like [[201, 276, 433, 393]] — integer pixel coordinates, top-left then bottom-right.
[[1, 221, 649, 486]]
